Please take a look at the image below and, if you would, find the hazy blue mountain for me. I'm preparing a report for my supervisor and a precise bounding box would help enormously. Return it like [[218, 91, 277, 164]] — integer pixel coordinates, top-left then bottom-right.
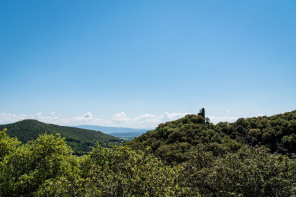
[[76, 125, 147, 134], [108, 131, 150, 141], [75, 125, 148, 140]]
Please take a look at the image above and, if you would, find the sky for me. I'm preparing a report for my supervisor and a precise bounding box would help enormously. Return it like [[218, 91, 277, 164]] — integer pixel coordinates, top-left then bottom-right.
[[0, 0, 296, 128]]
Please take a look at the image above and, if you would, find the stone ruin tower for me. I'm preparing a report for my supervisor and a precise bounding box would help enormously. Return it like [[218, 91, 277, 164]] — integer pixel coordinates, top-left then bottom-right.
[[198, 108, 205, 119]]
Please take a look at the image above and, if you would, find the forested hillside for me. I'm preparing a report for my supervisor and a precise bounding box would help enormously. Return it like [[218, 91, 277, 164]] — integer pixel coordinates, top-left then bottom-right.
[[127, 110, 296, 196], [128, 110, 296, 162], [0, 119, 122, 155], [1, 111, 296, 196]]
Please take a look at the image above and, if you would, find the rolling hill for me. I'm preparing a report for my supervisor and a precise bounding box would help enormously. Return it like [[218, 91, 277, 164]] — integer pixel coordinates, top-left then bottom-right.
[[1, 110, 296, 196], [128, 110, 296, 162], [126, 110, 296, 196], [0, 119, 123, 155]]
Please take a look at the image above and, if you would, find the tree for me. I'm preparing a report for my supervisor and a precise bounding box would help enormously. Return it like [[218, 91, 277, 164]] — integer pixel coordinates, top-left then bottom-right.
[[0, 129, 20, 162], [78, 145, 194, 196], [184, 146, 296, 196], [0, 133, 77, 196]]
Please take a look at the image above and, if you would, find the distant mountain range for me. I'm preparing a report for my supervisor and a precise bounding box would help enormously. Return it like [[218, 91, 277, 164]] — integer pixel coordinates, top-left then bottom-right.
[[0, 119, 122, 155], [75, 125, 148, 140], [75, 125, 148, 134]]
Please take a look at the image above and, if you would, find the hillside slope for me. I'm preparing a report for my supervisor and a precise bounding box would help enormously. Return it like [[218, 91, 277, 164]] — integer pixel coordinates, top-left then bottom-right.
[[127, 114, 235, 163], [128, 110, 296, 163], [127, 110, 296, 196], [0, 119, 122, 155]]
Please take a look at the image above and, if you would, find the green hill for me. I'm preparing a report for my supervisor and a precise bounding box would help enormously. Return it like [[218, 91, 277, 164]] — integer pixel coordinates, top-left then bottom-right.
[[1, 111, 296, 196], [127, 114, 231, 163], [128, 110, 296, 163], [127, 110, 296, 196], [0, 119, 122, 155]]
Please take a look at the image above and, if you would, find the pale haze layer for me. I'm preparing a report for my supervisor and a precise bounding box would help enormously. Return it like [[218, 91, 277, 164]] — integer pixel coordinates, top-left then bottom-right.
[[1, 1, 295, 128]]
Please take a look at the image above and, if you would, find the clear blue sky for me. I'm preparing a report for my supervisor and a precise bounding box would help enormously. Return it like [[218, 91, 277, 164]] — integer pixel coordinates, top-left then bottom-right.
[[1, 0, 295, 128]]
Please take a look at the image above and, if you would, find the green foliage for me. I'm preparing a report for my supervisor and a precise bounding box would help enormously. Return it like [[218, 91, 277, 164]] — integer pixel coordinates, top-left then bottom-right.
[[0, 130, 195, 196], [0, 129, 20, 162], [184, 146, 296, 196], [0, 132, 77, 196], [127, 114, 236, 164], [2, 110, 296, 196], [127, 111, 296, 196], [77, 145, 193, 196], [0, 119, 122, 155], [282, 134, 296, 151], [222, 110, 296, 154]]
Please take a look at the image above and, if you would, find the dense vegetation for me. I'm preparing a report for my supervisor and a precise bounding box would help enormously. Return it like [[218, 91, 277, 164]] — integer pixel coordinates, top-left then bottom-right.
[[219, 110, 296, 154], [0, 130, 191, 196], [0, 119, 122, 155], [1, 110, 296, 196], [127, 110, 296, 196]]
